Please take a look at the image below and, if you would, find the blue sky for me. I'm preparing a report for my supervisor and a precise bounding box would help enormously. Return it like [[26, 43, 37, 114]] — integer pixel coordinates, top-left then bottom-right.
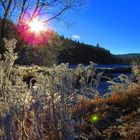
[[53, 0, 140, 54]]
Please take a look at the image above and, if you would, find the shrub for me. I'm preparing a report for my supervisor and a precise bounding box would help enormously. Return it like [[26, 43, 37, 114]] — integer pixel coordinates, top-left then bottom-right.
[[0, 38, 101, 140]]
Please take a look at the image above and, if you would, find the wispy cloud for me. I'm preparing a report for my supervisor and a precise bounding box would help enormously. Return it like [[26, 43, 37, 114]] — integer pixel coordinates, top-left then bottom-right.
[[72, 35, 80, 40]]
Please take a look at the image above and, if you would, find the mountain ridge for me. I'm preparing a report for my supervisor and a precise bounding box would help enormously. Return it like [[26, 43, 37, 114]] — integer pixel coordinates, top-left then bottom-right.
[[115, 53, 140, 58]]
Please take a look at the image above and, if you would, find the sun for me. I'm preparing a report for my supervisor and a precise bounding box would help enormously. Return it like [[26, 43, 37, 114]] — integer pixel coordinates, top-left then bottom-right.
[[29, 18, 45, 33], [18, 16, 53, 45]]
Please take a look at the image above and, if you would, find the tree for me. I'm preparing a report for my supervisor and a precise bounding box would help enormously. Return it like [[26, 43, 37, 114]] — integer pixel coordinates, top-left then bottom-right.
[[0, 0, 85, 38]]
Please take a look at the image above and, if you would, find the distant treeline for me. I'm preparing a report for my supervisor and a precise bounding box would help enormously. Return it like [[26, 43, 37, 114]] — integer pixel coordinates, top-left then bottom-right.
[[57, 37, 122, 64], [14, 35, 137, 66], [0, 19, 140, 66]]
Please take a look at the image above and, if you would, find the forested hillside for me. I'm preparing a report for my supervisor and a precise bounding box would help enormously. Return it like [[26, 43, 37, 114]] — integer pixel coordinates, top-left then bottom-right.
[[13, 35, 124, 65], [0, 19, 138, 66]]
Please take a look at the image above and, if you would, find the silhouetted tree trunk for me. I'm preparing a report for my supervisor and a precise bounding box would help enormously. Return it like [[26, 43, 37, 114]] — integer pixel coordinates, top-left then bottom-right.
[[1, 0, 12, 38]]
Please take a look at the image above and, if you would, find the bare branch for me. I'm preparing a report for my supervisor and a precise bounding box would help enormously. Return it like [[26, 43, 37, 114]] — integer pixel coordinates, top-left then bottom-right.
[[0, 0, 6, 10], [18, 0, 28, 22], [9, 0, 17, 18], [0, 0, 85, 37]]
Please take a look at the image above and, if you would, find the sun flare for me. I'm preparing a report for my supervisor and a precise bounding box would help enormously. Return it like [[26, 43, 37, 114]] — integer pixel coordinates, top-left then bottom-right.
[[29, 18, 45, 33], [18, 17, 53, 45]]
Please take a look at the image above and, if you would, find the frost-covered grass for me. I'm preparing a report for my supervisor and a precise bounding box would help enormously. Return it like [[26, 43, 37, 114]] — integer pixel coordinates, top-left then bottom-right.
[[0, 38, 140, 140], [0, 38, 102, 140]]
